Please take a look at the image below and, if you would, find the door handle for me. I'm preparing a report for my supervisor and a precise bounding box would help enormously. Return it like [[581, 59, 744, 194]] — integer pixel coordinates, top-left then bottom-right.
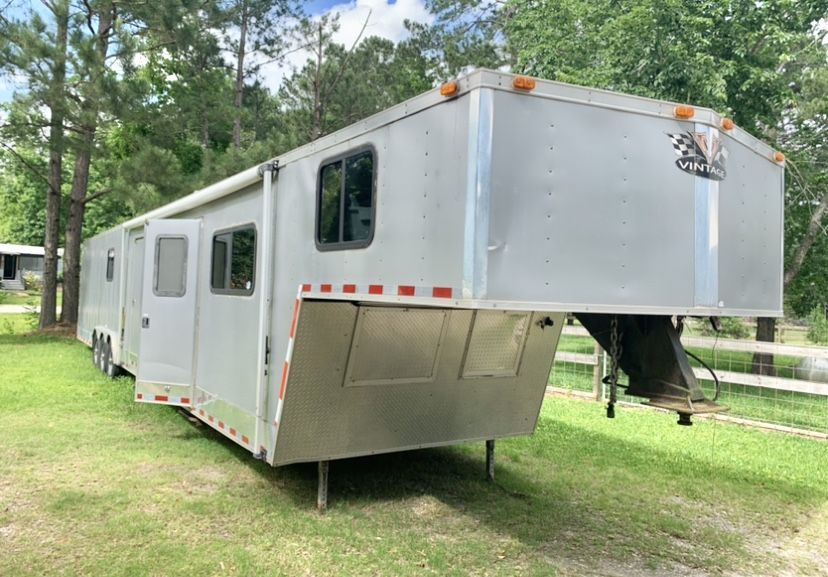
[[142, 315, 150, 329]]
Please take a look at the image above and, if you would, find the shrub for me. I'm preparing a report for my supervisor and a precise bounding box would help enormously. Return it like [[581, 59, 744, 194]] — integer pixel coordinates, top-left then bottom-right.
[[22, 271, 43, 292], [807, 306, 828, 345]]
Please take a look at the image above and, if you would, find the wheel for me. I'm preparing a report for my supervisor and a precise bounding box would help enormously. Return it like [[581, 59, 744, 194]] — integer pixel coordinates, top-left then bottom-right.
[[99, 339, 108, 372], [92, 335, 102, 368], [102, 340, 114, 377], [104, 341, 120, 378]]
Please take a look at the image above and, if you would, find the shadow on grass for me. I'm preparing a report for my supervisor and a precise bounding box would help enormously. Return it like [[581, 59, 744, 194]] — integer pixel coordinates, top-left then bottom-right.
[[176, 402, 827, 573]]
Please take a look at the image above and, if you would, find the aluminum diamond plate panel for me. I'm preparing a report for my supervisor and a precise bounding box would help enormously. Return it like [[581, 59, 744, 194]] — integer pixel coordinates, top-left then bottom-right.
[[273, 301, 564, 465], [345, 307, 448, 386], [463, 310, 530, 378]]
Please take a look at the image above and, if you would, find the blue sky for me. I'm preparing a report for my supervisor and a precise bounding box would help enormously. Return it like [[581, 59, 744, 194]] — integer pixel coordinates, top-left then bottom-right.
[[0, 0, 429, 106]]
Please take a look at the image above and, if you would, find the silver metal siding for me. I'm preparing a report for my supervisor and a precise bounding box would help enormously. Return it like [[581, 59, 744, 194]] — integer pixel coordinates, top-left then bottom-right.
[[186, 185, 264, 416], [718, 138, 785, 312], [267, 99, 472, 432], [486, 90, 695, 308], [77, 227, 125, 344], [121, 228, 145, 371]]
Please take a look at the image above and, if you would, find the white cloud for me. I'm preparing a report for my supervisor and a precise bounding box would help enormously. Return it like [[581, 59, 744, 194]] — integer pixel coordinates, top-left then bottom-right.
[[258, 0, 433, 93], [328, 0, 432, 48]]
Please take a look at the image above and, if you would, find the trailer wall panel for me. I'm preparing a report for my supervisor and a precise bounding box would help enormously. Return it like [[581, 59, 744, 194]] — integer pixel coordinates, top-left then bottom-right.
[[268, 99, 472, 429], [184, 184, 264, 415], [77, 227, 124, 345]]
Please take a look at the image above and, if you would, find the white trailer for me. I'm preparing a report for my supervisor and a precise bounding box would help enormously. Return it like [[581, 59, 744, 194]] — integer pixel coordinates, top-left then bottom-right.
[[78, 70, 784, 506]]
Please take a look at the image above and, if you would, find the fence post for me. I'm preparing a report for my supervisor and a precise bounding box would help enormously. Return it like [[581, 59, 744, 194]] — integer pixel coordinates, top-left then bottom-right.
[[593, 342, 603, 401]]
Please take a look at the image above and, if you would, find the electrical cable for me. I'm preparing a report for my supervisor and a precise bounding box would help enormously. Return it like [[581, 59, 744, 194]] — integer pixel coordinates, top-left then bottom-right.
[[684, 348, 721, 401]]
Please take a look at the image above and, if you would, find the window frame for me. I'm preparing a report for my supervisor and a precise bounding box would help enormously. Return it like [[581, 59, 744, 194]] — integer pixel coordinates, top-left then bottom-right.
[[152, 235, 188, 298], [315, 144, 377, 252], [209, 222, 258, 297], [105, 248, 115, 282]]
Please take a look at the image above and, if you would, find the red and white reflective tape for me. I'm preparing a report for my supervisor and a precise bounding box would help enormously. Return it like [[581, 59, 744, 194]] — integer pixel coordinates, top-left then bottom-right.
[[300, 283, 457, 299], [194, 407, 251, 447], [136, 392, 190, 406], [267, 282, 459, 459], [273, 285, 304, 435]]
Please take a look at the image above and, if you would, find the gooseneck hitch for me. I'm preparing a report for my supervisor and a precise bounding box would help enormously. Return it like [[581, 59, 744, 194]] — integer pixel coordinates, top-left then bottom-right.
[[574, 314, 728, 425]]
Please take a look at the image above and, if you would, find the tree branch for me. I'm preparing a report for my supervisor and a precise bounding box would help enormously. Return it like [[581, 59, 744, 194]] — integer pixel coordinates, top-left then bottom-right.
[[321, 9, 371, 104], [82, 188, 112, 204], [0, 141, 58, 196], [784, 157, 828, 290]]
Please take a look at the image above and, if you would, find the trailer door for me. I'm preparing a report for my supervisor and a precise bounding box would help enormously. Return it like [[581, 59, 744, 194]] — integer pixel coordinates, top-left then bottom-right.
[[135, 219, 201, 406]]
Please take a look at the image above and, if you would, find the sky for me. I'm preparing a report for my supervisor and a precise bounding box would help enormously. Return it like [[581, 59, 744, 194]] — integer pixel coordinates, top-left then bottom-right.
[[264, 0, 432, 91], [0, 0, 433, 105]]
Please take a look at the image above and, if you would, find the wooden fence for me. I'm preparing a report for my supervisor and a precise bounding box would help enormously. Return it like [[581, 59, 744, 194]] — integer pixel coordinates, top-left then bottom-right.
[[551, 326, 828, 436]]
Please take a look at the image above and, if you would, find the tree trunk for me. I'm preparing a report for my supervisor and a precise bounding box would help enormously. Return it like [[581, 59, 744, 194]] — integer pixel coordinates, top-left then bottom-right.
[[752, 176, 828, 375], [784, 188, 828, 288], [232, 3, 248, 148], [60, 1, 112, 326], [312, 21, 324, 140], [202, 114, 210, 148], [39, 1, 69, 330], [60, 127, 94, 325], [752, 317, 777, 376]]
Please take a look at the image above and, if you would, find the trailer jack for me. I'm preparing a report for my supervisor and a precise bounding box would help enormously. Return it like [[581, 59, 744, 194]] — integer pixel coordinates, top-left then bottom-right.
[[574, 314, 728, 425]]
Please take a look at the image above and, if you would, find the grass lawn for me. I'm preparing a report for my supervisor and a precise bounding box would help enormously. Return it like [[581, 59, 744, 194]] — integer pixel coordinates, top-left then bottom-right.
[[1, 320, 827, 576], [0, 289, 63, 307]]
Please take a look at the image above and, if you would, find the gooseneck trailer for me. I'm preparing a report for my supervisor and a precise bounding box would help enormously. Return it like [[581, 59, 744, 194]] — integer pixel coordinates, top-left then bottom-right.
[[78, 70, 784, 507]]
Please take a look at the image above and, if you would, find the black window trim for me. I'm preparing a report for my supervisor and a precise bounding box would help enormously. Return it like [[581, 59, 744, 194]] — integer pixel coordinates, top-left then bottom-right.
[[105, 248, 115, 282], [315, 144, 377, 252], [209, 222, 258, 297]]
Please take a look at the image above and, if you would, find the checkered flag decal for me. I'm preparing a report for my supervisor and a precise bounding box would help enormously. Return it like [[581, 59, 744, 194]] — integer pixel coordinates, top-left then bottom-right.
[[668, 132, 697, 158]]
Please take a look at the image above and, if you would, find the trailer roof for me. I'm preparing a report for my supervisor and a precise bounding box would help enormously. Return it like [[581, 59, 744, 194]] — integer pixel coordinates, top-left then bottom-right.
[[0, 243, 64, 257], [119, 68, 780, 232]]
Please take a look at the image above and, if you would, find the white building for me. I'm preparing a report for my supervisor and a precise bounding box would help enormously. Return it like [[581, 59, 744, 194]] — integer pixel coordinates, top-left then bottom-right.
[[0, 243, 64, 290]]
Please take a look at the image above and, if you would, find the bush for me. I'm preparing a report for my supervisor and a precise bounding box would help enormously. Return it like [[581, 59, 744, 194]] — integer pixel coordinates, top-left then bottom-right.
[[807, 306, 828, 345], [22, 271, 43, 292], [697, 316, 751, 339]]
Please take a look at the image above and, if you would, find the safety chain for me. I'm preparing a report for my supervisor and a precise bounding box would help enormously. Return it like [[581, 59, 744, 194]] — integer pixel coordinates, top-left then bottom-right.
[[607, 315, 622, 418]]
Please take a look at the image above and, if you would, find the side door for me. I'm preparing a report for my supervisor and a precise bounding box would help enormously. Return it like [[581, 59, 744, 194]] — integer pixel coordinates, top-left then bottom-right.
[[136, 219, 201, 406]]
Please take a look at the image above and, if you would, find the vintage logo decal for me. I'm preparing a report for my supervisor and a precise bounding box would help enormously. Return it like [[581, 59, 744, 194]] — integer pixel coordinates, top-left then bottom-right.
[[667, 131, 728, 181]]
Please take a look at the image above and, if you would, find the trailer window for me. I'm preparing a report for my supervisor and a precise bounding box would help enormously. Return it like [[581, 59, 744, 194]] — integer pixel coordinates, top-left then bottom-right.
[[106, 249, 115, 282], [153, 236, 187, 297], [316, 148, 375, 249], [211, 225, 256, 295]]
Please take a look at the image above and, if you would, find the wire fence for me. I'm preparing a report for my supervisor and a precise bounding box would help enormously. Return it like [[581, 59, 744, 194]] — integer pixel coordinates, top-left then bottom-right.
[[548, 324, 828, 436]]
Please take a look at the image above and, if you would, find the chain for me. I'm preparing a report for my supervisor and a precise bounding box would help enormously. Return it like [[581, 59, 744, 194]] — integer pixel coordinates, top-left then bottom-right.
[[607, 315, 621, 418]]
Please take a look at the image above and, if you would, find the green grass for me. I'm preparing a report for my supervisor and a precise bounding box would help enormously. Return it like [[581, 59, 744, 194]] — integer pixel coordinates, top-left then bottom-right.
[[1, 326, 827, 576], [0, 289, 63, 307], [0, 312, 39, 335]]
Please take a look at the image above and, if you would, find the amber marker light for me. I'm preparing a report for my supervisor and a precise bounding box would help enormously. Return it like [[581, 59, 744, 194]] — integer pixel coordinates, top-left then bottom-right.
[[721, 117, 735, 131], [774, 151, 786, 163], [440, 81, 458, 97], [673, 105, 695, 119], [513, 75, 536, 91]]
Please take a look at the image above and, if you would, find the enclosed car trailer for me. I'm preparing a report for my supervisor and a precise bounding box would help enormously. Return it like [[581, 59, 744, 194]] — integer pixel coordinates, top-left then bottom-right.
[[78, 70, 784, 507]]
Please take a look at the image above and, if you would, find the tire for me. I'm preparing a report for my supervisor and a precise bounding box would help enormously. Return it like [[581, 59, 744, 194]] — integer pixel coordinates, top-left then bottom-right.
[[99, 339, 108, 372], [102, 340, 113, 377], [92, 336, 102, 368], [104, 341, 119, 378]]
